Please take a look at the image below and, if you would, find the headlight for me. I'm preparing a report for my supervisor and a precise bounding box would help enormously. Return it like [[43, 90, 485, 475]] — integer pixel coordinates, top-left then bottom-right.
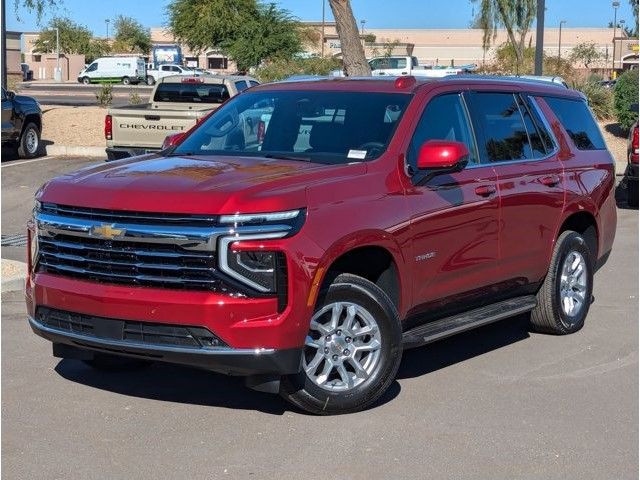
[[219, 232, 287, 293]]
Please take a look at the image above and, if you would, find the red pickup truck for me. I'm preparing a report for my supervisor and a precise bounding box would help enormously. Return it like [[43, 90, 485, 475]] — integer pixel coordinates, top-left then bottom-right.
[[27, 76, 616, 415]]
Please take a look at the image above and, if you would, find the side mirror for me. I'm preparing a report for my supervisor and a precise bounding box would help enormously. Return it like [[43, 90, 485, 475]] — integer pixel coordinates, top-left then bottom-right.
[[162, 132, 186, 150], [417, 140, 470, 170]]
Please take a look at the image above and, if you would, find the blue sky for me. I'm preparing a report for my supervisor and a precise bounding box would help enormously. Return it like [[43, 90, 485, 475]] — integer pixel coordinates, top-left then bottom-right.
[[7, 0, 637, 35]]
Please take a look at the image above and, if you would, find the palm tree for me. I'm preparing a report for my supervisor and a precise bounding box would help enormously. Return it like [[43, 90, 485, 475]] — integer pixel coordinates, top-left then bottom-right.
[[328, 0, 371, 76]]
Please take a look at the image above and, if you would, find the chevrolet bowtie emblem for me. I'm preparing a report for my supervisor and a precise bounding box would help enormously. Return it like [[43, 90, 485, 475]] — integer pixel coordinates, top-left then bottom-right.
[[91, 224, 126, 240]]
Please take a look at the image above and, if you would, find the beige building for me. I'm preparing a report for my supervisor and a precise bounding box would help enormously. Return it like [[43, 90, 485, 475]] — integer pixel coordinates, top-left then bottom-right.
[[22, 32, 86, 81], [307, 23, 635, 70], [6, 31, 22, 78]]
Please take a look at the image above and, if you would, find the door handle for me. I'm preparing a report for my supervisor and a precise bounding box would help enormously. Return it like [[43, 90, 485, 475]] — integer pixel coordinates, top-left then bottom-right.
[[474, 185, 497, 197], [541, 175, 561, 187]]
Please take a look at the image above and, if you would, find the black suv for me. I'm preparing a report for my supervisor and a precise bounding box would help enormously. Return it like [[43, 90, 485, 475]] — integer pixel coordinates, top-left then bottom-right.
[[1, 87, 42, 158]]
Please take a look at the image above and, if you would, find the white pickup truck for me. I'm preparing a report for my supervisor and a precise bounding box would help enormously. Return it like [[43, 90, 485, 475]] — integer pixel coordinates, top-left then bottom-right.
[[368, 56, 475, 78], [105, 75, 259, 160], [145, 64, 200, 86]]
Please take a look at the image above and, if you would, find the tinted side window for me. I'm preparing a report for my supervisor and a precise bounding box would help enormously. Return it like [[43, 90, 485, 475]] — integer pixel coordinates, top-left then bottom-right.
[[467, 92, 533, 162], [543, 96, 606, 150], [516, 95, 547, 157], [524, 96, 556, 152], [407, 93, 477, 172], [235, 80, 248, 92], [249, 80, 259, 87]]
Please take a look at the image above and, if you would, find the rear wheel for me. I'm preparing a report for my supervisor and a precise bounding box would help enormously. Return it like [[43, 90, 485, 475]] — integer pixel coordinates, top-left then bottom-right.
[[529, 231, 593, 334], [81, 76, 91, 85], [280, 273, 402, 415], [121, 76, 131, 85], [83, 353, 152, 372], [17, 122, 40, 158]]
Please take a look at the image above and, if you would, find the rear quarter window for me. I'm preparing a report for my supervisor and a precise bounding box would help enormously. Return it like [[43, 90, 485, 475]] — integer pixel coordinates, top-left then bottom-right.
[[153, 82, 230, 104], [543, 96, 607, 151]]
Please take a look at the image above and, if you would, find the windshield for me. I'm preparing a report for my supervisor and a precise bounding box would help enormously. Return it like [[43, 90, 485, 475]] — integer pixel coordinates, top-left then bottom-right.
[[172, 90, 412, 164]]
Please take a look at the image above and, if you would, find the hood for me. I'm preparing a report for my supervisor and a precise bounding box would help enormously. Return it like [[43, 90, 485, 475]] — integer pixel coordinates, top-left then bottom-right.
[[38, 155, 364, 215], [14, 94, 40, 108]]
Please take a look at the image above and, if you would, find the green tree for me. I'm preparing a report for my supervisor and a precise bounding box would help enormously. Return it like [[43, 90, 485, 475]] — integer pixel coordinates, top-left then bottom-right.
[[471, 0, 536, 70], [13, 0, 57, 22], [614, 70, 639, 130], [166, 0, 258, 54], [569, 42, 603, 69], [220, 3, 302, 71], [630, 0, 639, 35], [112, 15, 151, 54], [33, 17, 110, 62]]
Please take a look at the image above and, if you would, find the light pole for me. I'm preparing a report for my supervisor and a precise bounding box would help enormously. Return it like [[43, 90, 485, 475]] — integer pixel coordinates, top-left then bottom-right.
[[54, 27, 61, 81], [105, 19, 110, 40], [320, 0, 325, 57], [558, 20, 566, 61], [360, 19, 365, 35], [534, 0, 545, 76], [612, 1, 620, 73]]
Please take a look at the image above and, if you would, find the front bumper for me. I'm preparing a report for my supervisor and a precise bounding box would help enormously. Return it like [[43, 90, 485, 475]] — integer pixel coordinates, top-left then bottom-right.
[[29, 313, 301, 376]]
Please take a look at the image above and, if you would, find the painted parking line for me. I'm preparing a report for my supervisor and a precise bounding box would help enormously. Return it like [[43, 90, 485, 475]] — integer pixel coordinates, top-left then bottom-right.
[[0, 156, 54, 168]]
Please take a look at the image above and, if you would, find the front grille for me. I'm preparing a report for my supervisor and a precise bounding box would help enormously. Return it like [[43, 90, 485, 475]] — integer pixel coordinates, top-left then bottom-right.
[[35, 204, 245, 293], [37, 307, 229, 349], [37, 233, 230, 291]]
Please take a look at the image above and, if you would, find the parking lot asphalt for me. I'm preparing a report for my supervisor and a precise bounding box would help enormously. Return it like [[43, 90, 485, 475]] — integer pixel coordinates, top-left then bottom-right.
[[1, 155, 638, 479]]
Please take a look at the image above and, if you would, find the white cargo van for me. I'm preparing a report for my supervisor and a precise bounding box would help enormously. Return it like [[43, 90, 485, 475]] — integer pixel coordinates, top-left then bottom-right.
[[77, 57, 146, 85]]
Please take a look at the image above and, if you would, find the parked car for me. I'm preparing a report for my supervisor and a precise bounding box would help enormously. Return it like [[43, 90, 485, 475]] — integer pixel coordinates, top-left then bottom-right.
[[145, 64, 200, 86], [625, 106, 638, 207], [1, 87, 42, 158], [105, 75, 259, 159], [27, 75, 616, 415], [332, 56, 475, 78], [77, 56, 146, 85]]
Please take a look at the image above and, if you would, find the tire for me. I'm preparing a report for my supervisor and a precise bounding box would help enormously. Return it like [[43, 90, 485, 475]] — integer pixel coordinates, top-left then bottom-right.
[[530, 231, 594, 335], [121, 76, 130, 85], [628, 177, 638, 208], [83, 353, 152, 372], [146, 76, 155, 86], [17, 122, 40, 158], [280, 273, 402, 415], [82, 76, 91, 85]]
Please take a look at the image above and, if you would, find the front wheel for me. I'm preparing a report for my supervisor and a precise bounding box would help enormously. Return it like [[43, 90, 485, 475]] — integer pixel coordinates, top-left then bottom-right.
[[280, 273, 402, 415], [17, 122, 41, 158], [529, 231, 593, 334], [146, 76, 155, 86], [81, 76, 91, 85]]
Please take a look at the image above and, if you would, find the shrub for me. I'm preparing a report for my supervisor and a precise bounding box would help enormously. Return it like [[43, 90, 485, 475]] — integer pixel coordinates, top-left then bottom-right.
[[255, 56, 342, 83], [613, 70, 639, 130], [95, 84, 113, 108], [129, 90, 143, 105], [572, 80, 613, 121]]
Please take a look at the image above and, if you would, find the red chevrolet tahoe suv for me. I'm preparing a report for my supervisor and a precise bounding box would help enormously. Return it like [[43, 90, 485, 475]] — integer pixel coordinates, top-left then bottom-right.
[[26, 76, 617, 415]]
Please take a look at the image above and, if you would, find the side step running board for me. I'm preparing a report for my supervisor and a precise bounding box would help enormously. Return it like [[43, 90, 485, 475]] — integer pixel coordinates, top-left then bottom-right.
[[402, 295, 537, 350]]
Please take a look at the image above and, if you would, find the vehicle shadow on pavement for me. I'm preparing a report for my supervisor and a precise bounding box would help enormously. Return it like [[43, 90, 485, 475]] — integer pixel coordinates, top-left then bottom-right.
[[397, 314, 531, 379], [53, 359, 402, 415], [615, 177, 636, 210]]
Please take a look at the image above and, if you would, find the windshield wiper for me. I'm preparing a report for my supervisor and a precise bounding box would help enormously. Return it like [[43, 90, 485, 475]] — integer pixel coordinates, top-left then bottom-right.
[[263, 153, 311, 162]]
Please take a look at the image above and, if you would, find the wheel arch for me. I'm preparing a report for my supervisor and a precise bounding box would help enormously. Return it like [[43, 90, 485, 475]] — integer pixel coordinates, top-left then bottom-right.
[[556, 210, 599, 267], [311, 233, 409, 318]]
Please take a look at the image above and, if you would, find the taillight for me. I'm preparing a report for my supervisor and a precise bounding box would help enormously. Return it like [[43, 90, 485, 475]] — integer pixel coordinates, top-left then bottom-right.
[[257, 120, 265, 143], [104, 114, 112, 140], [632, 125, 639, 164], [162, 132, 185, 150]]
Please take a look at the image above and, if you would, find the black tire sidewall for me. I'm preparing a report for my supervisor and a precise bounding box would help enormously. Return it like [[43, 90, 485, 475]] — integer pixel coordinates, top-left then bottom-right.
[[19, 123, 40, 158], [82, 77, 90, 84], [283, 277, 402, 414], [122, 77, 130, 85], [552, 233, 593, 332]]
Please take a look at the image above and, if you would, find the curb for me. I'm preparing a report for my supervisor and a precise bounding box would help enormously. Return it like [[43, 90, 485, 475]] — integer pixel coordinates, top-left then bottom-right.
[[45, 145, 106, 158], [1, 259, 27, 294]]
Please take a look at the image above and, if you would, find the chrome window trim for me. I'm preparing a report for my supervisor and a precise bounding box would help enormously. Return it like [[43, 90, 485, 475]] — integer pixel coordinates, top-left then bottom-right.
[[218, 232, 288, 292], [29, 316, 275, 356]]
